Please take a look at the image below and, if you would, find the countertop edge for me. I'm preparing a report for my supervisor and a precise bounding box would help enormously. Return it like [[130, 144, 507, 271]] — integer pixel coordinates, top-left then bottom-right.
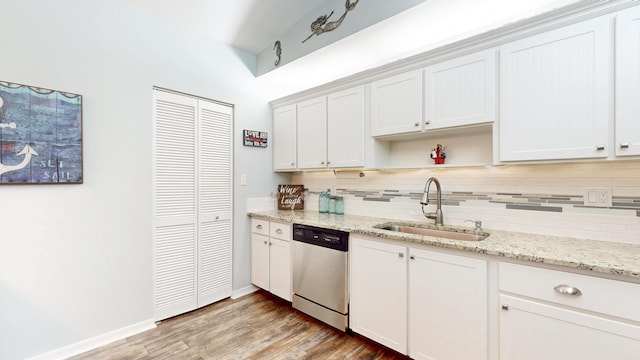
[[248, 210, 640, 281]]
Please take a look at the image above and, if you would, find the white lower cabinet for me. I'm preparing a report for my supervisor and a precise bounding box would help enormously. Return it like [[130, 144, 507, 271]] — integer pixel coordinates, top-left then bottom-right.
[[408, 247, 487, 360], [250, 219, 292, 301], [499, 262, 640, 360], [350, 236, 407, 353], [349, 235, 488, 358]]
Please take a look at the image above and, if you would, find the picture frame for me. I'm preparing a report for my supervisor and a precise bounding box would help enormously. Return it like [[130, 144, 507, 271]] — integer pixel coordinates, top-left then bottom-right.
[[0, 81, 83, 184]]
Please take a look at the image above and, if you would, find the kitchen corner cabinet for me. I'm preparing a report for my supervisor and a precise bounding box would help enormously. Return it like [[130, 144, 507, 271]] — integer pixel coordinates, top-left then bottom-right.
[[409, 248, 487, 360], [250, 219, 292, 301], [273, 105, 297, 171], [499, 16, 611, 162], [371, 69, 424, 137], [499, 262, 640, 359], [350, 236, 408, 353], [615, 5, 640, 157], [424, 49, 496, 130]]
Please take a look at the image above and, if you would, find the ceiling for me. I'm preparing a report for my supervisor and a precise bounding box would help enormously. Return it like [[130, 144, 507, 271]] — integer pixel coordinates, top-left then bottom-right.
[[125, 0, 326, 55], [125, 0, 582, 96]]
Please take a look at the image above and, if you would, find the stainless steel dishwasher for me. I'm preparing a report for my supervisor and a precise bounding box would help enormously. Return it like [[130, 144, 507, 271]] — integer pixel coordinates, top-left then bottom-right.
[[292, 223, 349, 331]]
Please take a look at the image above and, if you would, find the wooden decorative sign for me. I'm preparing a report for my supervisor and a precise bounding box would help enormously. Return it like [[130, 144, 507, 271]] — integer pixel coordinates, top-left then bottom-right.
[[243, 129, 268, 147], [277, 184, 304, 210]]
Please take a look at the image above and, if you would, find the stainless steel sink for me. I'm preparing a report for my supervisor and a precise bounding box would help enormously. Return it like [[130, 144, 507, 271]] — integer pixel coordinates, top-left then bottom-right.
[[374, 223, 489, 241]]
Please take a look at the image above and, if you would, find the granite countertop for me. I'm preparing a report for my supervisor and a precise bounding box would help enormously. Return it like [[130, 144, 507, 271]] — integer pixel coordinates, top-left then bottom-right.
[[248, 210, 640, 280]]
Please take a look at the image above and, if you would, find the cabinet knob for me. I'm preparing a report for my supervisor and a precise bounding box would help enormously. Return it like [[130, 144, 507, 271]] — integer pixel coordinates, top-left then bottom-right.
[[263, 240, 267, 244], [425, 120, 430, 125], [399, 252, 404, 258], [596, 144, 605, 151], [291, 162, 295, 166], [269, 242, 272, 246], [414, 122, 420, 127], [256, 224, 263, 230], [501, 304, 509, 311], [327, 161, 331, 165], [320, 161, 325, 165], [215, 216, 220, 220], [620, 143, 630, 149], [554, 284, 582, 296], [409, 255, 415, 260], [275, 229, 283, 235]]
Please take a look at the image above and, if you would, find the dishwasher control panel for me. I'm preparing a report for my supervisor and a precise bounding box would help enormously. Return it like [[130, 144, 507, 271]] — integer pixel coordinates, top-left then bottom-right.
[[293, 224, 348, 251]]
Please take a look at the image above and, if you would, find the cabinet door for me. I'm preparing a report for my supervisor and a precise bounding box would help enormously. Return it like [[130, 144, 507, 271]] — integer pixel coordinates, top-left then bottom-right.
[[616, 6, 640, 156], [297, 96, 327, 169], [327, 86, 365, 168], [425, 49, 495, 130], [273, 105, 297, 171], [350, 236, 407, 354], [408, 248, 488, 360], [499, 17, 610, 161], [269, 238, 291, 301], [371, 69, 423, 137], [197, 100, 233, 308], [500, 295, 640, 360], [251, 233, 270, 291]]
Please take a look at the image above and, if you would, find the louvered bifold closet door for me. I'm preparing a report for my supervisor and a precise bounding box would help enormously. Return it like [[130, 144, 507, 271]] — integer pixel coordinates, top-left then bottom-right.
[[153, 91, 198, 320], [197, 100, 232, 307]]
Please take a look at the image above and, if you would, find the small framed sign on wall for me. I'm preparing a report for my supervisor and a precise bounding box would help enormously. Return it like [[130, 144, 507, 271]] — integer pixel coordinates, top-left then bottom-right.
[[243, 129, 268, 148]]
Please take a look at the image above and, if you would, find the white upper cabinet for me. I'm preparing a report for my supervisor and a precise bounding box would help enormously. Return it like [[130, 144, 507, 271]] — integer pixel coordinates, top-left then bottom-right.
[[499, 16, 611, 162], [371, 69, 424, 137], [273, 105, 297, 171], [297, 96, 328, 169], [424, 49, 496, 130], [327, 86, 365, 168], [616, 6, 640, 157]]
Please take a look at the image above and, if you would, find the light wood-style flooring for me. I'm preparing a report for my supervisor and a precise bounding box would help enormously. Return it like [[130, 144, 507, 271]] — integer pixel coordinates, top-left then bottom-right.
[[71, 290, 406, 359]]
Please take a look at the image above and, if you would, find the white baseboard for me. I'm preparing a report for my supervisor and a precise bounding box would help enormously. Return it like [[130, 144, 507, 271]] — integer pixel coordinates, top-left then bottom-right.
[[26, 319, 156, 360], [231, 284, 259, 299]]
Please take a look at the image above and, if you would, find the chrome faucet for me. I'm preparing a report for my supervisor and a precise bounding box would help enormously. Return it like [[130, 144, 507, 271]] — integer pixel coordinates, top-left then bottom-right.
[[420, 177, 443, 226]]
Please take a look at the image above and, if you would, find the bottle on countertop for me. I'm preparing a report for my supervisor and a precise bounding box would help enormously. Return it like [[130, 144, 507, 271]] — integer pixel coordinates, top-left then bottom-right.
[[319, 191, 330, 213], [329, 196, 336, 214], [335, 196, 344, 215]]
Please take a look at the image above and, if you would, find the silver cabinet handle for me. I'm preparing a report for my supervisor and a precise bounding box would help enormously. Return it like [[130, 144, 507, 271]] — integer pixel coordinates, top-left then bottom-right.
[[275, 229, 283, 235], [554, 284, 582, 296], [399, 253, 404, 258], [256, 224, 263, 230], [596, 144, 605, 151], [620, 143, 630, 149]]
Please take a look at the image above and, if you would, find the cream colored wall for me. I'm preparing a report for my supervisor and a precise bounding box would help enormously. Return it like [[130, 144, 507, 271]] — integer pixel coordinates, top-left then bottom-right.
[[293, 161, 640, 244]]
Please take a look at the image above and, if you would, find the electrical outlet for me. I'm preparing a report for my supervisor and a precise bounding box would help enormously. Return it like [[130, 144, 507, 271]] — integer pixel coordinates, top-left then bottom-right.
[[583, 188, 612, 208]]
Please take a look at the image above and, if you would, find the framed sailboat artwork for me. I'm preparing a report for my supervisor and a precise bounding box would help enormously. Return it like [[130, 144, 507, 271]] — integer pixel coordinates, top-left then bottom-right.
[[0, 81, 83, 184]]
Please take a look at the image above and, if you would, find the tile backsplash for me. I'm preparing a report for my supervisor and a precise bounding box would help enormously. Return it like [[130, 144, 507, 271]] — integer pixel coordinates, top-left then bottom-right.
[[291, 161, 640, 244]]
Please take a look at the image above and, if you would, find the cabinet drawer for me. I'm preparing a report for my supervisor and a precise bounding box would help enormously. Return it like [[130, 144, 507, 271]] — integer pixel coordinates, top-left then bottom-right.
[[251, 219, 269, 236], [499, 262, 640, 322], [270, 221, 291, 241]]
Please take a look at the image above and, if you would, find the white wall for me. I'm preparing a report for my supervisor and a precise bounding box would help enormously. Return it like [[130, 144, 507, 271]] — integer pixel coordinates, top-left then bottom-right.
[[0, 1, 285, 359]]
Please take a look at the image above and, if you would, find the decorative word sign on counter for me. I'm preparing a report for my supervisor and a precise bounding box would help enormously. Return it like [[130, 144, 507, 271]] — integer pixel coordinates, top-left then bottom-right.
[[278, 184, 304, 210]]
